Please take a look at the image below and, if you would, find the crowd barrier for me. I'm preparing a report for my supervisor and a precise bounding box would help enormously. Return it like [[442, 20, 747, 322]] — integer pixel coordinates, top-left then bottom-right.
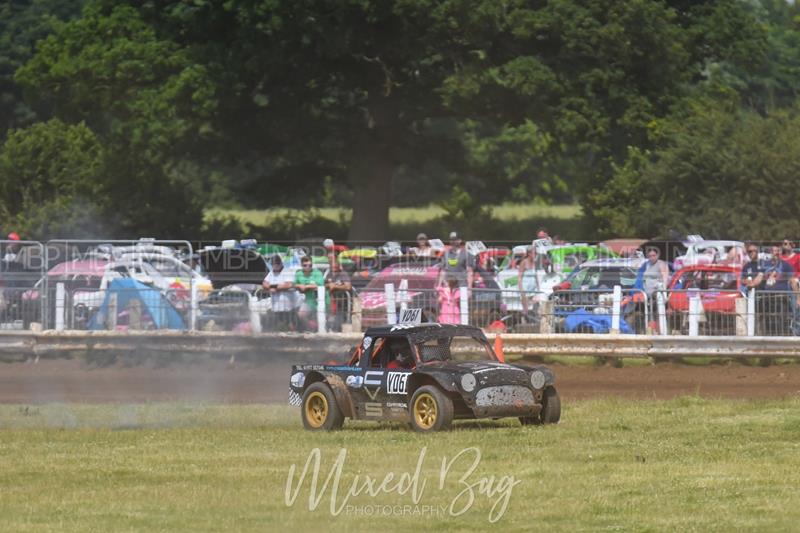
[[25, 284, 798, 339], [3, 238, 800, 338]]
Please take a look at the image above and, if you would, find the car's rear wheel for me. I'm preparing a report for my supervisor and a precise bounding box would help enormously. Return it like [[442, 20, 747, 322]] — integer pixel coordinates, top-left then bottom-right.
[[409, 385, 453, 432], [520, 386, 561, 426], [301, 382, 344, 431]]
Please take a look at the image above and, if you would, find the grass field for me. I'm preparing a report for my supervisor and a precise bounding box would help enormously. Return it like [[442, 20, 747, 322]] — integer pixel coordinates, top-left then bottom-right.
[[2, 398, 800, 532], [206, 203, 582, 227]]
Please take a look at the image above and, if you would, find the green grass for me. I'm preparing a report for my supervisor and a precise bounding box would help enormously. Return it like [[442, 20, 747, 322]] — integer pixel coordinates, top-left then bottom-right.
[[206, 203, 582, 228], [2, 399, 800, 532]]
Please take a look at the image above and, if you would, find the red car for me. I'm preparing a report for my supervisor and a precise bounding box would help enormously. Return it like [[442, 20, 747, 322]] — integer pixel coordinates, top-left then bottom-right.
[[667, 265, 742, 314]]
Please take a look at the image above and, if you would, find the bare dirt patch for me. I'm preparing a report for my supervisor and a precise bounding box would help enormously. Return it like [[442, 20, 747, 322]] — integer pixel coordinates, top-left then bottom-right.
[[1, 358, 798, 404]]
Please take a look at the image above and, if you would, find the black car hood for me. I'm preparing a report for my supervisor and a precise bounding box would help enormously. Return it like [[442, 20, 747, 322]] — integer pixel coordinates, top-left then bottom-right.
[[415, 359, 554, 390]]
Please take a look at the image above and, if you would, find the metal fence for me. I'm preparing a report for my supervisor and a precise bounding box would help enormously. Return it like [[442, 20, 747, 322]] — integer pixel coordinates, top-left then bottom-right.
[[6, 239, 800, 338]]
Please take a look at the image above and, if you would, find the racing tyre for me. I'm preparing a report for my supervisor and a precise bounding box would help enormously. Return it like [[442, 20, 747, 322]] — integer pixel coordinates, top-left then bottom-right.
[[409, 385, 453, 432], [540, 386, 561, 424], [301, 382, 344, 431], [520, 386, 561, 426]]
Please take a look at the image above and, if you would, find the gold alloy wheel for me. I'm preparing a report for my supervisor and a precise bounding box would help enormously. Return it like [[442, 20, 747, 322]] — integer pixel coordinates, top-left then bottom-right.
[[413, 393, 438, 430], [305, 391, 329, 428]]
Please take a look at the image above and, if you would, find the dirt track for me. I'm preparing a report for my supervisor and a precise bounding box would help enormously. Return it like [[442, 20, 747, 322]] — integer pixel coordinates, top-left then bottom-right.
[[1, 358, 799, 404]]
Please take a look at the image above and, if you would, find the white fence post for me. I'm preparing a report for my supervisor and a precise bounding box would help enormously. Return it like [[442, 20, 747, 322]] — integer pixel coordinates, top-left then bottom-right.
[[735, 296, 747, 336], [689, 295, 700, 337], [747, 288, 756, 336], [611, 285, 621, 334], [657, 291, 667, 335], [384, 283, 396, 325], [398, 279, 408, 315], [190, 282, 198, 331], [459, 286, 469, 325], [55, 282, 65, 332], [249, 296, 262, 334], [316, 286, 326, 333]]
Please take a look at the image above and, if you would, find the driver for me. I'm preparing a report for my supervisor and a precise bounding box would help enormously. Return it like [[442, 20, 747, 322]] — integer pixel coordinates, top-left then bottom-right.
[[386, 339, 415, 369]]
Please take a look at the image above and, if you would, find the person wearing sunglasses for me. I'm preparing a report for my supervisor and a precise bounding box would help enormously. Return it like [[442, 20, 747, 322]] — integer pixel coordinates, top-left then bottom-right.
[[741, 243, 765, 291]]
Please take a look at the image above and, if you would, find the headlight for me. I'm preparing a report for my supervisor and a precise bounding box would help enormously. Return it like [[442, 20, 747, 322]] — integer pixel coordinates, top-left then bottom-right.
[[530, 371, 546, 390], [461, 373, 476, 392], [290, 372, 305, 388]]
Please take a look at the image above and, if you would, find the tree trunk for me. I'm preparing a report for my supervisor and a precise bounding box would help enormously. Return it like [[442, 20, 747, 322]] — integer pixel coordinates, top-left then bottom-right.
[[347, 153, 392, 243]]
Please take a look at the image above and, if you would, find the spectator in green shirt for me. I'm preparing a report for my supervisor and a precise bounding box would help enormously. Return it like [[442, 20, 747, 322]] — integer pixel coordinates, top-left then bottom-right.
[[295, 256, 328, 330]]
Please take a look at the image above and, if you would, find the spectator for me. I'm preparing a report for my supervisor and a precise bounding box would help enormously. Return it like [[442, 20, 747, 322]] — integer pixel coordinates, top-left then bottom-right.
[[741, 243, 766, 290], [295, 256, 328, 331], [761, 245, 793, 335], [634, 247, 670, 330], [719, 245, 745, 267], [536, 228, 549, 239], [262, 255, 297, 331], [437, 278, 461, 324], [412, 233, 435, 257], [325, 260, 352, 331], [781, 239, 800, 274], [764, 245, 793, 291], [635, 247, 670, 297], [3, 232, 21, 263], [437, 231, 474, 289]]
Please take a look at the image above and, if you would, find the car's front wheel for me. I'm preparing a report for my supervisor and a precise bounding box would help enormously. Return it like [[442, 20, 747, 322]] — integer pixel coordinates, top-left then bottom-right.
[[520, 386, 561, 426], [301, 382, 344, 431], [409, 385, 453, 432]]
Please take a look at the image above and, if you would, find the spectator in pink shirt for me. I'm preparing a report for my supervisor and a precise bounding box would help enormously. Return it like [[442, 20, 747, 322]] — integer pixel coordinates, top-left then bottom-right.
[[437, 278, 460, 324]]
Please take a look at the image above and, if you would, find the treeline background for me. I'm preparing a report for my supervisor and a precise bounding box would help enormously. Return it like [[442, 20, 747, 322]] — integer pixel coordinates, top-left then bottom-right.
[[1, 0, 799, 242]]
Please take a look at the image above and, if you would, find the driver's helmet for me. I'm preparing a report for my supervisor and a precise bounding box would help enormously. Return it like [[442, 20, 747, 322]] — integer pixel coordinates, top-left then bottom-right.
[[389, 339, 413, 364]]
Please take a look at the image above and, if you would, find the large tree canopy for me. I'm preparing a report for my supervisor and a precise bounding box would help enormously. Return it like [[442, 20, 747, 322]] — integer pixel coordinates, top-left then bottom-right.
[[2, 0, 799, 240], [0, 118, 107, 238], [587, 99, 800, 240], [14, 3, 215, 237]]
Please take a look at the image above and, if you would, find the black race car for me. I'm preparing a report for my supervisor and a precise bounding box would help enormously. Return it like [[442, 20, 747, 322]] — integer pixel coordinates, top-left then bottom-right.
[[289, 323, 560, 432]]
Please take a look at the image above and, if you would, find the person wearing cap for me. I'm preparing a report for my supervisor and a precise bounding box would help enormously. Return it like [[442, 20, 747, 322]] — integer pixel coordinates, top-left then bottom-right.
[[412, 233, 435, 257], [437, 231, 474, 289], [262, 255, 298, 330], [3, 232, 21, 263]]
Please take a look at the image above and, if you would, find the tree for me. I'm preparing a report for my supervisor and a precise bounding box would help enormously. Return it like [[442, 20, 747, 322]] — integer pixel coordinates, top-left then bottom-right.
[[587, 99, 800, 240], [16, 3, 215, 236], [434, 0, 691, 201], [0, 0, 84, 135], [112, 0, 468, 241], [0, 119, 107, 238]]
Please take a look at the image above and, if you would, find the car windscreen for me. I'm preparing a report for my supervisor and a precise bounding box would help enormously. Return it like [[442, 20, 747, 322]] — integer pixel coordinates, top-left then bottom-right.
[[416, 335, 494, 363], [567, 267, 637, 289], [676, 270, 737, 290]]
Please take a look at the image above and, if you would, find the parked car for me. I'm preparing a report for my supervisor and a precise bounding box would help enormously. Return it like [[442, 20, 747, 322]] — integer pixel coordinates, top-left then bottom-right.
[[550, 258, 647, 333], [673, 239, 745, 270], [496, 242, 617, 315], [666, 265, 743, 334], [197, 247, 270, 330]]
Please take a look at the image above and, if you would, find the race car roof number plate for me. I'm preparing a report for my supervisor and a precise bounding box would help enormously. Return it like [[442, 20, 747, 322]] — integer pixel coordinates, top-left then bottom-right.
[[399, 308, 422, 325]]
